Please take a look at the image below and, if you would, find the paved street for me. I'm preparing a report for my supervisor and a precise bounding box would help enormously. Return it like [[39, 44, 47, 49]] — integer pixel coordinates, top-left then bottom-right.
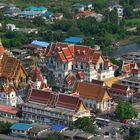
[[0, 134, 28, 140]]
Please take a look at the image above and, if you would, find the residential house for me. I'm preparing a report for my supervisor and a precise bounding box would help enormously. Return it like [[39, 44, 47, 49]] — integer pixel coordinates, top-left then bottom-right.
[[25, 6, 47, 14], [6, 24, 16, 31], [53, 13, 63, 20], [18, 11, 41, 19], [42, 11, 53, 20], [22, 89, 90, 125], [109, 83, 133, 101], [24, 40, 50, 57], [108, 1, 123, 17], [72, 82, 112, 112], [0, 104, 18, 119], [72, 3, 93, 12], [46, 42, 117, 90], [10, 123, 32, 137], [0, 41, 27, 88], [74, 10, 95, 19], [0, 80, 17, 107]]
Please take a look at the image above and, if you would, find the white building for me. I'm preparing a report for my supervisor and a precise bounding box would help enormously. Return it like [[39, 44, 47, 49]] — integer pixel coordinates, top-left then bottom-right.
[[0, 81, 17, 107], [108, 2, 123, 17], [71, 82, 112, 112], [22, 89, 90, 125]]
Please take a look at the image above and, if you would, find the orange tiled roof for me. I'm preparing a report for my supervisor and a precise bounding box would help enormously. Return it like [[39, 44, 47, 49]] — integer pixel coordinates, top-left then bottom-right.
[[32, 67, 44, 81], [0, 43, 5, 55], [1, 53, 27, 79], [73, 82, 111, 102]]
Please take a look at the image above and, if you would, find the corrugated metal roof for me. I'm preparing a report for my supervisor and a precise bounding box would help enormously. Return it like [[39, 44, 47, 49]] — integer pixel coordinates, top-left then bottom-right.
[[64, 37, 83, 43], [31, 40, 50, 48], [10, 123, 32, 131]]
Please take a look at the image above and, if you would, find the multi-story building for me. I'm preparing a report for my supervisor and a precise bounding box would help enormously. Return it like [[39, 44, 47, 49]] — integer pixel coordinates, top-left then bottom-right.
[[71, 82, 112, 112], [22, 88, 90, 125], [46, 42, 117, 90]]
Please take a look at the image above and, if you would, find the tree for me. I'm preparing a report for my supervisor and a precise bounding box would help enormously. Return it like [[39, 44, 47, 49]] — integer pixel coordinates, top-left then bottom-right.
[[33, 16, 45, 27], [115, 101, 138, 120], [124, 4, 134, 18], [109, 9, 118, 24], [0, 122, 12, 134], [75, 117, 95, 133], [128, 127, 140, 140], [136, 25, 140, 35]]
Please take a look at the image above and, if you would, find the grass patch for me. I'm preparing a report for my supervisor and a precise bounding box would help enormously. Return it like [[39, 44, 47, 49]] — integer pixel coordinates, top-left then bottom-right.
[[125, 18, 140, 27]]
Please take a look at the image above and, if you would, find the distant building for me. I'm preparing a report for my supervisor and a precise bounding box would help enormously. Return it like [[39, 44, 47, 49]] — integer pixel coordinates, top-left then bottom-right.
[[42, 11, 54, 19], [53, 13, 63, 20], [108, 1, 123, 17], [25, 6, 47, 14], [64, 37, 84, 44], [74, 10, 96, 19], [6, 24, 16, 31], [109, 83, 133, 101], [72, 3, 93, 12]]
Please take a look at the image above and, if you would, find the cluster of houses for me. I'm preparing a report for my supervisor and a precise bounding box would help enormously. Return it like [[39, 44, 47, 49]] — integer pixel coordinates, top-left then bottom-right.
[[0, 1, 124, 22]]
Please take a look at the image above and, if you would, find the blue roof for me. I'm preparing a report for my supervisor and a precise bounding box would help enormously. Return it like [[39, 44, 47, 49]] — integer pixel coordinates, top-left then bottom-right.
[[25, 6, 47, 11], [50, 124, 67, 131], [64, 37, 84, 43], [19, 11, 40, 16], [43, 11, 53, 17], [10, 123, 32, 131], [31, 40, 50, 47]]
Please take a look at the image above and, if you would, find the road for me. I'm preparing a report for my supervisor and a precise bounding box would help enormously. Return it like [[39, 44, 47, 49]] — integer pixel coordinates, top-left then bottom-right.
[[0, 134, 28, 140]]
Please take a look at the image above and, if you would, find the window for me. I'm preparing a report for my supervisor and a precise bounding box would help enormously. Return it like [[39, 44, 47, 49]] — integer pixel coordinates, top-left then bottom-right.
[[75, 64, 78, 68], [81, 64, 83, 69], [72, 65, 73, 70]]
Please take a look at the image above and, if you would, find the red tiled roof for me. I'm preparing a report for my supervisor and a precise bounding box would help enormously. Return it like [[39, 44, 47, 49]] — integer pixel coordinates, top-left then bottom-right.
[[32, 67, 43, 81], [0, 104, 17, 114], [92, 79, 104, 86], [133, 93, 140, 98], [131, 69, 140, 74], [65, 74, 76, 86], [77, 71, 84, 79], [109, 84, 132, 94], [28, 89, 53, 106], [48, 42, 107, 65], [56, 94, 83, 112]]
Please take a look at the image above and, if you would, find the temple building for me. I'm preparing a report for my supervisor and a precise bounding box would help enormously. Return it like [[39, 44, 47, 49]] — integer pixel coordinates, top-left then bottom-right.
[[0, 40, 27, 88]]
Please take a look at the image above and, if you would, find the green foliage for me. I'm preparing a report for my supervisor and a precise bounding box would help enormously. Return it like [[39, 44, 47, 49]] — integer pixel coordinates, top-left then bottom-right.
[[75, 117, 95, 133], [128, 127, 140, 140], [0, 121, 12, 134], [2, 31, 29, 48], [33, 16, 45, 27], [115, 101, 138, 120]]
